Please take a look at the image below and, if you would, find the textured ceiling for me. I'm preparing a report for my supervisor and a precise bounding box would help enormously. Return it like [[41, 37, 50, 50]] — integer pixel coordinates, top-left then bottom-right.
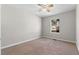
[[8, 4, 76, 17]]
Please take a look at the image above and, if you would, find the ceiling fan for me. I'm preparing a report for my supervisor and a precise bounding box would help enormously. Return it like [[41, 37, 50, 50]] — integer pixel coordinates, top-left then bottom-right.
[[38, 4, 54, 12]]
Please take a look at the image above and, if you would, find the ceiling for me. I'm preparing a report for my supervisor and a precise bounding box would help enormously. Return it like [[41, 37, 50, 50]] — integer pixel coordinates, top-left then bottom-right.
[[9, 4, 76, 17]]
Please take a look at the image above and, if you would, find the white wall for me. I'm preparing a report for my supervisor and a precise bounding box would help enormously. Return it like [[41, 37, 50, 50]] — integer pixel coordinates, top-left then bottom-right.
[[0, 4, 1, 39], [1, 5, 41, 48], [76, 5, 79, 51], [0, 4, 1, 54], [42, 10, 76, 43]]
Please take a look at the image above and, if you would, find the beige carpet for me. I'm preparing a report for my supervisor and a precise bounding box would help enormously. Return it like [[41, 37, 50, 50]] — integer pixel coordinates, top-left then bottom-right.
[[1, 38, 79, 55]]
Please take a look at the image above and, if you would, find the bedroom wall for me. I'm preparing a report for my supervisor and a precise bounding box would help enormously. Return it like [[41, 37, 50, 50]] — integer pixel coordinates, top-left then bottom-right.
[[76, 5, 79, 51], [0, 4, 1, 54], [0, 4, 1, 39], [42, 10, 76, 43], [1, 5, 41, 48]]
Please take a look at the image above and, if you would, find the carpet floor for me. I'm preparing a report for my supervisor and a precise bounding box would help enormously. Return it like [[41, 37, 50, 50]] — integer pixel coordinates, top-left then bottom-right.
[[1, 38, 79, 55]]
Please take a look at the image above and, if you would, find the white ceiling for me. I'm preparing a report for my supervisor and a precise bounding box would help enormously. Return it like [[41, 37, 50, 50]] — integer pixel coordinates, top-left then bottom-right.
[[9, 4, 76, 17]]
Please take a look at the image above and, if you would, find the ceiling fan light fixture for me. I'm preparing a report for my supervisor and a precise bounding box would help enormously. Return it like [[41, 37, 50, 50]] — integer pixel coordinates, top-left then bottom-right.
[[38, 4, 54, 12]]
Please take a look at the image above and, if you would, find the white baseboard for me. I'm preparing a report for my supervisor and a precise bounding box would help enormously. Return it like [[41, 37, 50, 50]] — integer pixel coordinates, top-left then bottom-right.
[[1, 36, 40, 49], [1, 36, 76, 50], [42, 36, 76, 43]]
